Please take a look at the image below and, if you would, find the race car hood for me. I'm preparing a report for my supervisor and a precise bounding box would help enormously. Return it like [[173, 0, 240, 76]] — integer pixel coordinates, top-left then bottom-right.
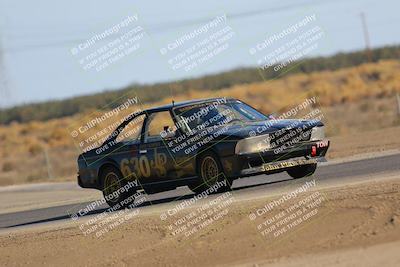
[[213, 119, 323, 139]]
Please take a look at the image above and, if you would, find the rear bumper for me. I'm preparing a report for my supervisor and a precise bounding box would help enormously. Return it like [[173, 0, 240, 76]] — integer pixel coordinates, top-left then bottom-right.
[[77, 174, 83, 187], [77, 170, 100, 189]]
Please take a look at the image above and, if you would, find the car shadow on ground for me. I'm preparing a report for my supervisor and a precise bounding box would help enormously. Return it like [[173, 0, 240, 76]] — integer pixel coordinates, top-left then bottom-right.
[[1, 177, 294, 229]]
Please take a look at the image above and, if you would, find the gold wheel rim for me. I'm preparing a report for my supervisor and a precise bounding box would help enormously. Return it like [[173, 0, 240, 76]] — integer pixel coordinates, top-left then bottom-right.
[[104, 172, 121, 203], [201, 156, 219, 187]]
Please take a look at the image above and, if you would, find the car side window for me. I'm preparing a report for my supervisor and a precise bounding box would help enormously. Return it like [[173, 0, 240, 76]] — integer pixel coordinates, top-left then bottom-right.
[[116, 114, 146, 143], [144, 111, 175, 143]]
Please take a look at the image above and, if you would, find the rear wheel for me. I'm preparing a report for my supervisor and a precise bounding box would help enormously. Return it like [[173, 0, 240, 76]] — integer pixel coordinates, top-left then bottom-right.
[[101, 166, 134, 208], [287, 163, 317, 179], [188, 151, 232, 194]]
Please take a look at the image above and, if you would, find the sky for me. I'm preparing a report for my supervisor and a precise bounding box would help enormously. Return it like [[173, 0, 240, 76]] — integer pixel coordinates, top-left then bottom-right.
[[0, 0, 399, 108]]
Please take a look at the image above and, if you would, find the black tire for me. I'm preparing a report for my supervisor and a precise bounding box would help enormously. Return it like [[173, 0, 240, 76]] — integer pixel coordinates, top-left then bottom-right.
[[287, 163, 317, 179], [188, 151, 232, 194], [100, 166, 134, 208]]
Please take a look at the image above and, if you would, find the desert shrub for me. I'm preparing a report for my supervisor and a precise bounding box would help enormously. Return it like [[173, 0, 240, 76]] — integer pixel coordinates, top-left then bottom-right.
[[49, 128, 67, 141], [26, 174, 41, 182], [359, 102, 371, 112], [1, 45, 400, 124], [28, 142, 43, 155], [2, 161, 14, 172]]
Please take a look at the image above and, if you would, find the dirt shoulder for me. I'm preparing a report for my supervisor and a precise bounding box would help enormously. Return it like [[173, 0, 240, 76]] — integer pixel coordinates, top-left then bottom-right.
[[242, 240, 400, 267], [0, 175, 399, 266], [327, 126, 400, 160]]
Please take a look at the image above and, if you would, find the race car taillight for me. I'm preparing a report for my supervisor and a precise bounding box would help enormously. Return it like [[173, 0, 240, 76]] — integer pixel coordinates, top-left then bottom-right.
[[311, 146, 317, 157]]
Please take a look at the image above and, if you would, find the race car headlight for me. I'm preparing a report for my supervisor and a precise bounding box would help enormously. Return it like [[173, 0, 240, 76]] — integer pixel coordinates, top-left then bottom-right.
[[235, 134, 271, 155], [310, 126, 325, 141]]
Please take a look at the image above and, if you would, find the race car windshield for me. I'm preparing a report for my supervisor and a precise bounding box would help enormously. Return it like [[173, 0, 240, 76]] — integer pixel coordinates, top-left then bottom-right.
[[174, 101, 268, 132]]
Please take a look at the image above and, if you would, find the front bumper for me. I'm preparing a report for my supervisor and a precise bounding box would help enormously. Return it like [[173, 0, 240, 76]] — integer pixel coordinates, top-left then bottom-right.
[[240, 156, 325, 176], [222, 140, 329, 178]]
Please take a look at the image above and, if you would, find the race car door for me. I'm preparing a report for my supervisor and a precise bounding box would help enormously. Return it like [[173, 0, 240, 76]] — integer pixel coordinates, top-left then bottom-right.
[[113, 114, 146, 182], [139, 111, 177, 183]]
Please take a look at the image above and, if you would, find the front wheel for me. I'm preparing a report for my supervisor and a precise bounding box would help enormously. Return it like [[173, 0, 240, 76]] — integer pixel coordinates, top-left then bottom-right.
[[287, 163, 317, 179], [188, 151, 232, 194]]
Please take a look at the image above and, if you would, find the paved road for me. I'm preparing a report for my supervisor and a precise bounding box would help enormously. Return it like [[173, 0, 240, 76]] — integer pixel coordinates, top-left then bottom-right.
[[0, 153, 399, 229]]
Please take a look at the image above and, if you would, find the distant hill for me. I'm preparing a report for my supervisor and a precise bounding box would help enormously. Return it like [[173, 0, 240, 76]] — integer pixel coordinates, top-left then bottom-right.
[[1, 45, 399, 124], [1, 59, 400, 185]]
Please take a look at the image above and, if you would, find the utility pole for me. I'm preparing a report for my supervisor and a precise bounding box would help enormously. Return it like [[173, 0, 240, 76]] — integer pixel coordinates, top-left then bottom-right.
[[360, 12, 372, 62], [44, 147, 54, 180], [396, 93, 400, 117], [0, 31, 10, 108]]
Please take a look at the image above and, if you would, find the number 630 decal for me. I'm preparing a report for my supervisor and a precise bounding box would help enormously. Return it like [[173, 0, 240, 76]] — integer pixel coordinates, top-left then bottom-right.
[[120, 156, 151, 179], [120, 150, 167, 179]]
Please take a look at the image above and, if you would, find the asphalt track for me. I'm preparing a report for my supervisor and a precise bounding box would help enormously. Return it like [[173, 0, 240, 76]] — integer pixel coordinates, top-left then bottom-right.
[[0, 153, 399, 230]]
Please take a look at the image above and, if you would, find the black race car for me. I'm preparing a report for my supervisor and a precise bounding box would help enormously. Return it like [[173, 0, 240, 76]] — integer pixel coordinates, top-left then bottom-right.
[[77, 98, 329, 207]]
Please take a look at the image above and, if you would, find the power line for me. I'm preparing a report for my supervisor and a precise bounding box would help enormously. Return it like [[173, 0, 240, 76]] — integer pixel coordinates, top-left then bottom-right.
[[2, 0, 325, 53]]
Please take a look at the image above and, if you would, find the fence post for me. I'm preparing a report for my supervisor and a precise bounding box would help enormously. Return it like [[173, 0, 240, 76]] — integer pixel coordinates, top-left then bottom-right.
[[44, 147, 53, 179], [397, 93, 400, 116]]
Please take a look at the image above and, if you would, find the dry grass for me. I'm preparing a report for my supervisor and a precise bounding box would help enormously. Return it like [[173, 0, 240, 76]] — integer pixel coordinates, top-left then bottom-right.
[[1, 60, 400, 185]]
